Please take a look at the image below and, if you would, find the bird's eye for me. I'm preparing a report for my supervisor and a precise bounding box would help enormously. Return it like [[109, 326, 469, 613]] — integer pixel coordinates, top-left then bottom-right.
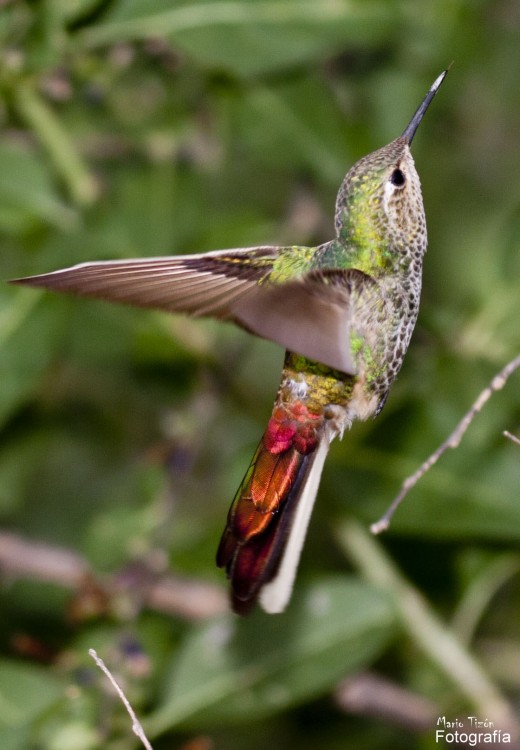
[[390, 168, 406, 187]]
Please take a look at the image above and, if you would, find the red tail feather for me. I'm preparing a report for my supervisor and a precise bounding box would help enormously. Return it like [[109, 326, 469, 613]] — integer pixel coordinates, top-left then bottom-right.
[[216, 402, 324, 614]]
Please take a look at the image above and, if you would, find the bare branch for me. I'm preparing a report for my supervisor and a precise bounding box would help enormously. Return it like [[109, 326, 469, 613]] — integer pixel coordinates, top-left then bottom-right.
[[334, 671, 437, 731], [0, 532, 90, 586], [0, 530, 227, 620], [371, 353, 520, 534], [89, 649, 154, 750]]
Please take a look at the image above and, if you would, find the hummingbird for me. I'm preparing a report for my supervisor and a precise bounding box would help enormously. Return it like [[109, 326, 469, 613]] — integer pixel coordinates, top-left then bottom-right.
[[11, 70, 447, 615]]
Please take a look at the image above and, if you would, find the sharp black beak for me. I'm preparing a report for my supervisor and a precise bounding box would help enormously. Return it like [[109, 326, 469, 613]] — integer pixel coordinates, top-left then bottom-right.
[[401, 68, 449, 145]]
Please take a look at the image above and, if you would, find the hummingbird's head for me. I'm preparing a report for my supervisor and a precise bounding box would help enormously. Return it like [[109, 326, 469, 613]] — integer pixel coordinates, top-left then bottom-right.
[[334, 70, 447, 275], [334, 137, 427, 271]]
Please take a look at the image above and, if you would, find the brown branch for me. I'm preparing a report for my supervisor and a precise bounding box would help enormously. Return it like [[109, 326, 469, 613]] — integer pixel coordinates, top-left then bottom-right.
[[0, 531, 89, 586], [334, 671, 437, 732], [371, 353, 520, 534], [336, 669, 516, 749], [0, 530, 227, 621]]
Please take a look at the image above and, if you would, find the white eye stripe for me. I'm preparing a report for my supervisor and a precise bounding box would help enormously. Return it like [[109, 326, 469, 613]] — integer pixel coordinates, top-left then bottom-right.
[[383, 179, 397, 213]]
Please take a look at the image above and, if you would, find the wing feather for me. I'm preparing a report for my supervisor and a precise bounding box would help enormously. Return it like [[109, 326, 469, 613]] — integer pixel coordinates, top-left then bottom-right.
[[10, 247, 379, 374], [10, 248, 276, 318]]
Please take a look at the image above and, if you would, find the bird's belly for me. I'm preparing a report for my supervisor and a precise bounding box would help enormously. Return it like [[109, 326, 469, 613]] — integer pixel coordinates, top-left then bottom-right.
[[347, 379, 381, 422]]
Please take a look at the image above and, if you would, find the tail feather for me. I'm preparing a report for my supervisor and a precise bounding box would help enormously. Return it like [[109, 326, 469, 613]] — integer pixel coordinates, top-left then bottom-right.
[[260, 437, 329, 613], [217, 427, 330, 615]]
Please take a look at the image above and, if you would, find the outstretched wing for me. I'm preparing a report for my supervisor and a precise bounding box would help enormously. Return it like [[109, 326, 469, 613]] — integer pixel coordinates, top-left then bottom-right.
[[11, 246, 277, 317], [11, 247, 377, 374]]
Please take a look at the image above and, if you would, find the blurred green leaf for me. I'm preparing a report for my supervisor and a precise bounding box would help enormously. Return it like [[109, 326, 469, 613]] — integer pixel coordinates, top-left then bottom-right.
[[57, 0, 103, 25], [0, 144, 76, 232], [0, 727, 31, 750], [13, 83, 98, 207], [0, 291, 68, 428], [0, 660, 63, 729], [147, 577, 395, 733], [79, 0, 399, 75], [233, 79, 351, 183]]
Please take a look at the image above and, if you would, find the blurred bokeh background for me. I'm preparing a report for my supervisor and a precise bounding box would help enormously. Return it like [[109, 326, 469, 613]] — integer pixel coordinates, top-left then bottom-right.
[[0, 1, 519, 748]]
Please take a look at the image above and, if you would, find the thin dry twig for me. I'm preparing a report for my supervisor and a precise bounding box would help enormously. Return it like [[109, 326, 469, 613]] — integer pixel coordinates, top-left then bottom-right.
[[503, 430, 520, 447], [371, 353, 520, 534], [89, 648, 153, 750]]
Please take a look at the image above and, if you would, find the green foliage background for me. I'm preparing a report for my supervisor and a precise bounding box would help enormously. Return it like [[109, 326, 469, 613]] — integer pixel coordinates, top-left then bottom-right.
[[1, 1, 519, 748]]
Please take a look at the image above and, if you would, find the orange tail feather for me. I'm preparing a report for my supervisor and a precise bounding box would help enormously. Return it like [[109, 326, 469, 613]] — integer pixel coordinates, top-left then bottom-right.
[[216, 402, 325, 615]]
